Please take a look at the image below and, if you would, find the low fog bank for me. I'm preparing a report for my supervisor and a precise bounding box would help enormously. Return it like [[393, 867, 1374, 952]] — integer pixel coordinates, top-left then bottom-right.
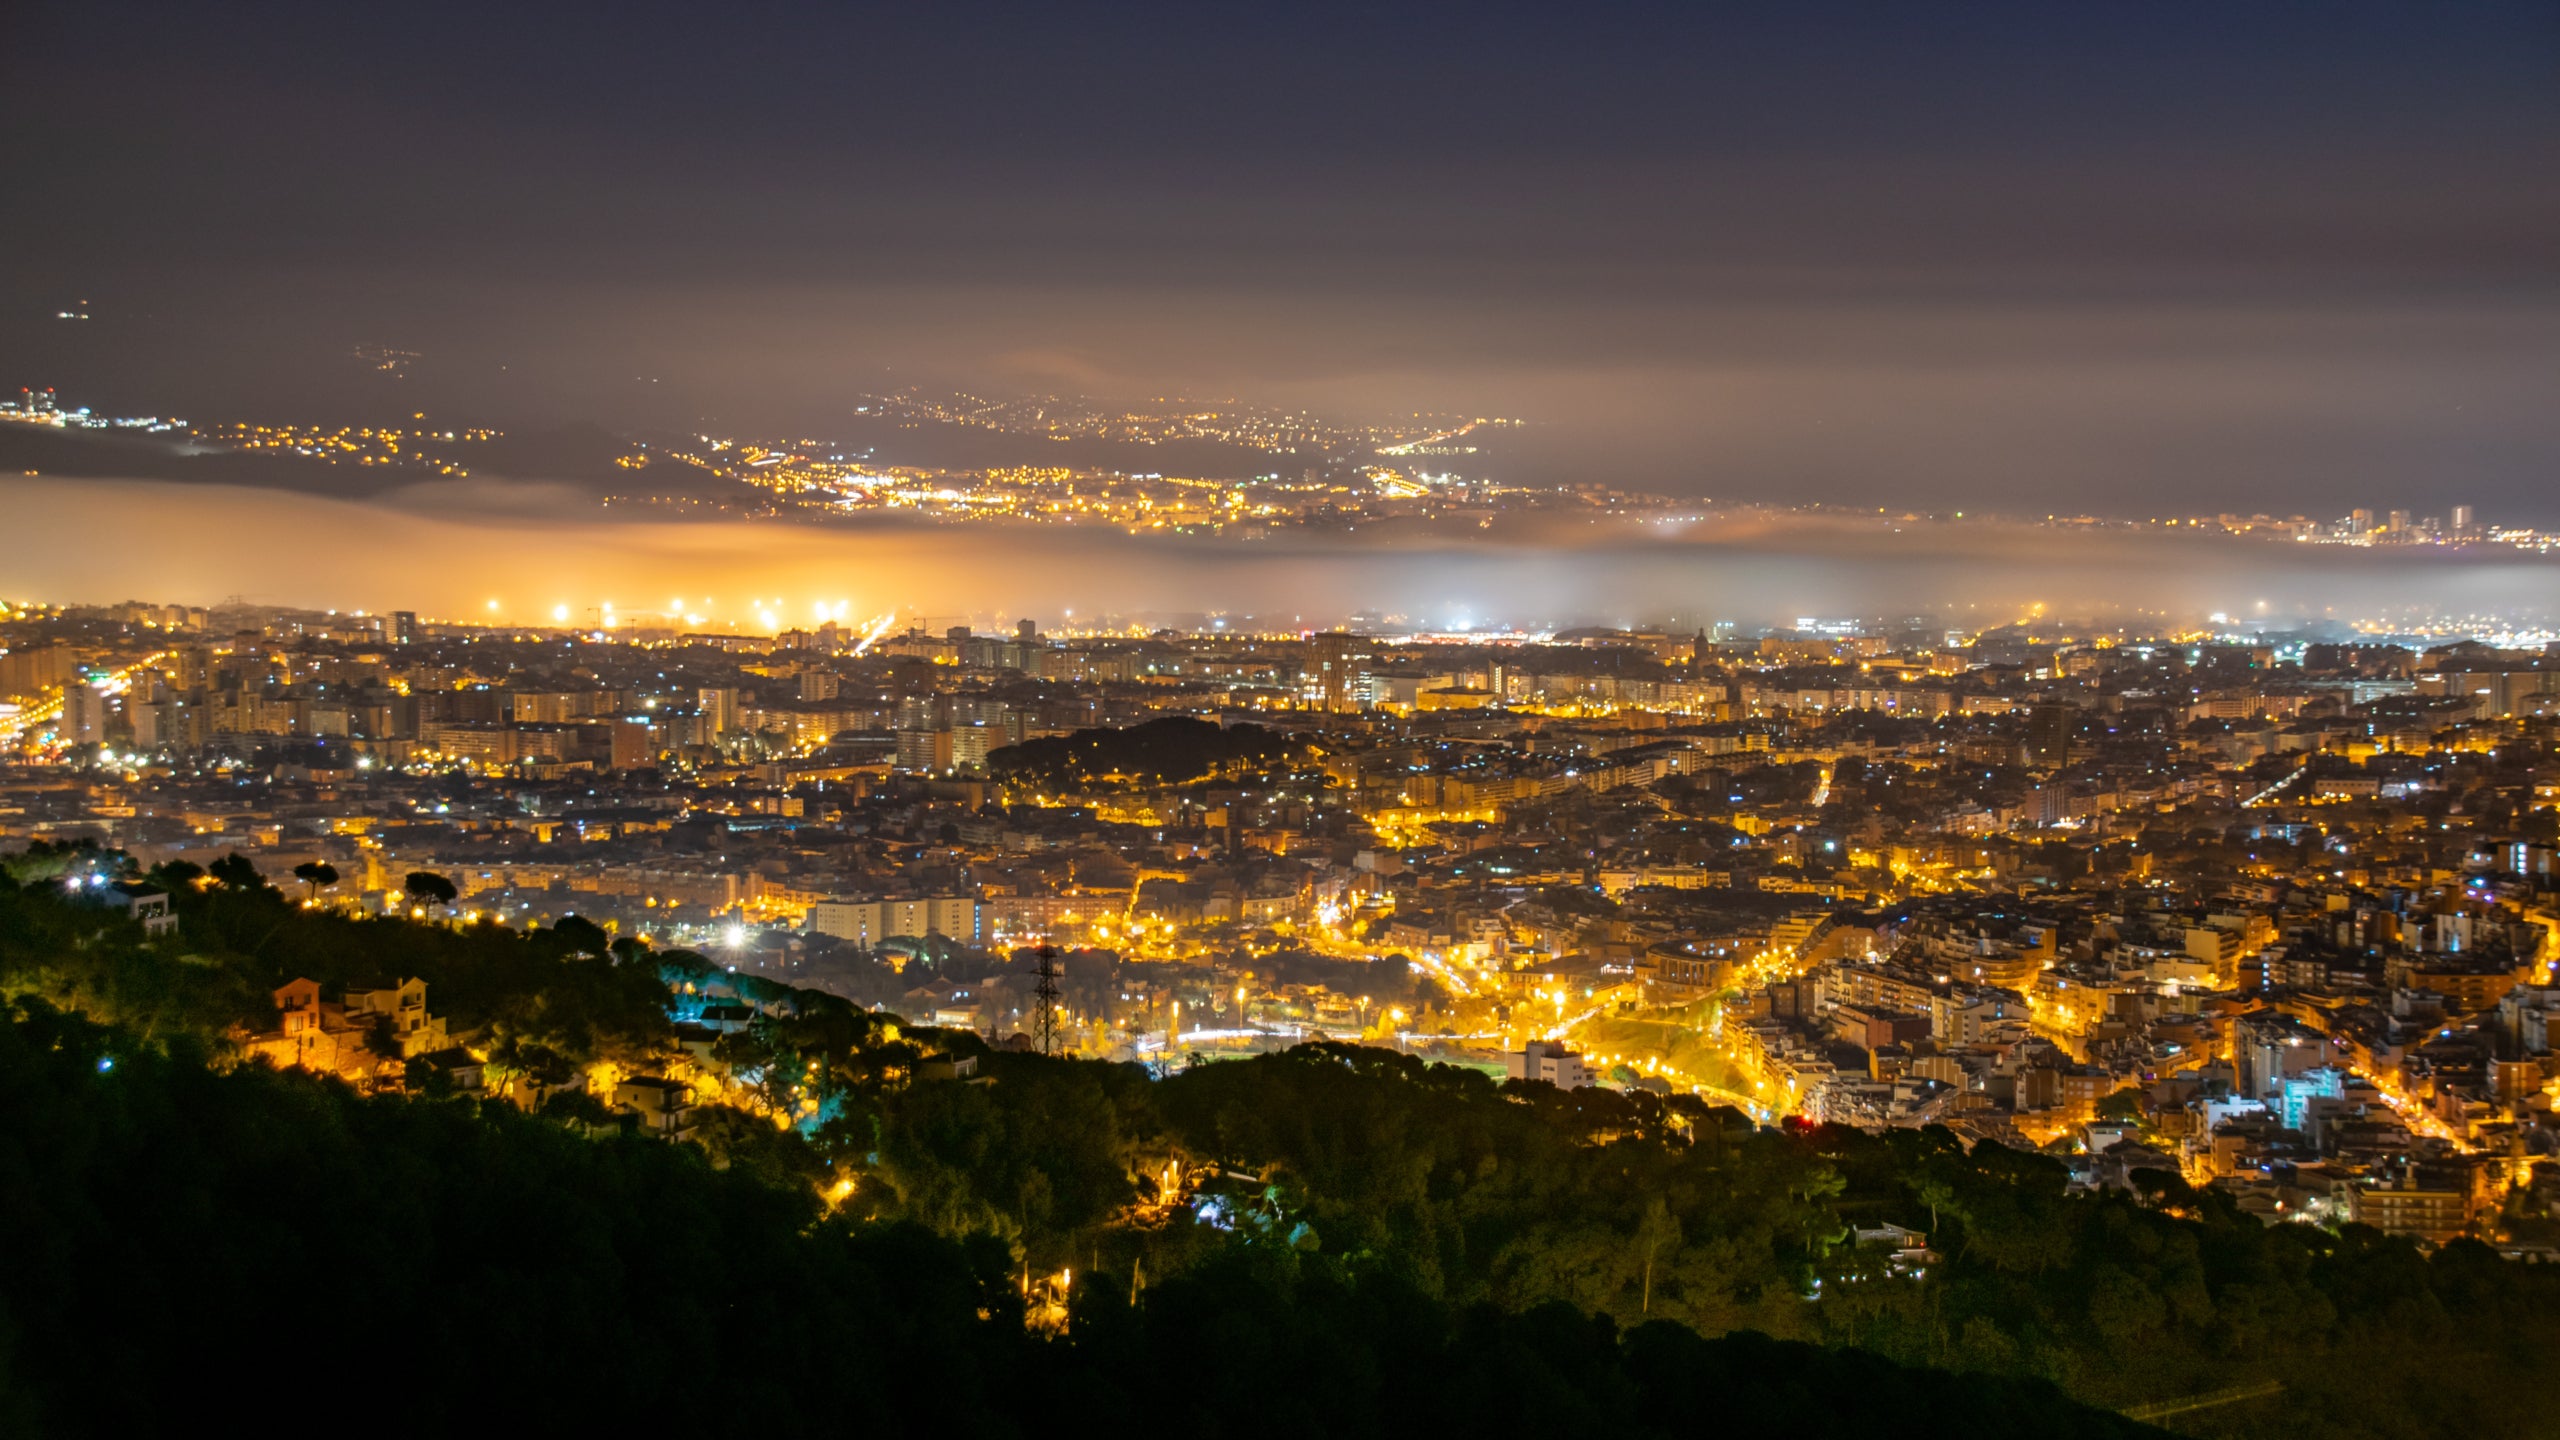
[[7, 475, 2555, 632]]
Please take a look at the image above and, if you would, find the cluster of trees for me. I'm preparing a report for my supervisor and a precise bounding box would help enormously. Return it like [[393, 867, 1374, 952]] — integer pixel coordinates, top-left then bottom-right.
[[0, 842, 676, 1070], [989, 716, 1305, 790], [7, 846, 2558, 1436], [0, 998, 2160, 1437], [851, 1045, 2560, 1439]]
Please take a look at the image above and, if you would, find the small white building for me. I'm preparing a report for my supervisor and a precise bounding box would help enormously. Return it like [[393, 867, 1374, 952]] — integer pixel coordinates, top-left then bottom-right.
[[1506, 1040, 1590, 1090]]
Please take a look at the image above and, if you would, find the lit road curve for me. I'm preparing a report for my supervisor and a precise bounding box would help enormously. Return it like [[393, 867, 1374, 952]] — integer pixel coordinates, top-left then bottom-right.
[[1, 650, 170, 750]]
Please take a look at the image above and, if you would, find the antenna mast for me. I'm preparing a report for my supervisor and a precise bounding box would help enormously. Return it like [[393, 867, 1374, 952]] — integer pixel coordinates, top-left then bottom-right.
[[1032, 945, 1063, 1056]]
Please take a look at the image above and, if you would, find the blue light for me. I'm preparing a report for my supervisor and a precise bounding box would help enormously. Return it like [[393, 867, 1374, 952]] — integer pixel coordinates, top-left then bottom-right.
[[96, 1056, 115, 1073]]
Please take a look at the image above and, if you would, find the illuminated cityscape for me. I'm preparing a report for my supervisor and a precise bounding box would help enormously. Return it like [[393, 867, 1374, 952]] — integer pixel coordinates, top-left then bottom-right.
[[5, 3, 2559, 1435], [6, 384, 2545, 558], [13, 599, 2560, 1182]]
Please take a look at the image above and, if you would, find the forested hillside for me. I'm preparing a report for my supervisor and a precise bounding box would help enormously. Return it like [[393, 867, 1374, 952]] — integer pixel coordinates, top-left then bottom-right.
[[3, 848, 2549, 1437]]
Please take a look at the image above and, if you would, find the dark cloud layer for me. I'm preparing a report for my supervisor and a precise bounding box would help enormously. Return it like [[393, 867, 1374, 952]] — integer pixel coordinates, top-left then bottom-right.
[[3, 2, 2555, 517]]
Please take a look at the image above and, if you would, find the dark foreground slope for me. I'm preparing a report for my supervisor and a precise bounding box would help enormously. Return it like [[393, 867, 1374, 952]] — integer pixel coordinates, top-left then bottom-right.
[[0, 1000, 2156, 1440]]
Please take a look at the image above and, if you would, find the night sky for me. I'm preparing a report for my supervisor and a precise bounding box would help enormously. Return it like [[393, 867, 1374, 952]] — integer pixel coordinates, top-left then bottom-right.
[[4, 1, 2556, 517]]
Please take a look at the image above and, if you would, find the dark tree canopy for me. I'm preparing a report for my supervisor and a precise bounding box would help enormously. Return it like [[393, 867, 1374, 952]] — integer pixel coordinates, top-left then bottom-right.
[[207, 853, 268, 893], [2, 858, 2555, 1439], [0, 998, 2162, 1440], [990, 717, 1304, 790]]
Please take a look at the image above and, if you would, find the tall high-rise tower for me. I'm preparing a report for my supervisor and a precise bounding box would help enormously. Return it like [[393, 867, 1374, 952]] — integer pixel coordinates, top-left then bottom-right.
[[698, 685, 741, 735], [1306, 631, 1371, 713], [2024, 702, 2074, 771]]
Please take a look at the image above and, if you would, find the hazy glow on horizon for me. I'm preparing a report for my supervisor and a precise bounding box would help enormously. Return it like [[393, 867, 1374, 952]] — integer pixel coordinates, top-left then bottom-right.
[[9, 475, 2556, 632]]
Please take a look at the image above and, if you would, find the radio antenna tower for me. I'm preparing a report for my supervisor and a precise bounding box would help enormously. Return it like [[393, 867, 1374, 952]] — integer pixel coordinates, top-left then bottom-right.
[[1032, 945, 1063, 1056]]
